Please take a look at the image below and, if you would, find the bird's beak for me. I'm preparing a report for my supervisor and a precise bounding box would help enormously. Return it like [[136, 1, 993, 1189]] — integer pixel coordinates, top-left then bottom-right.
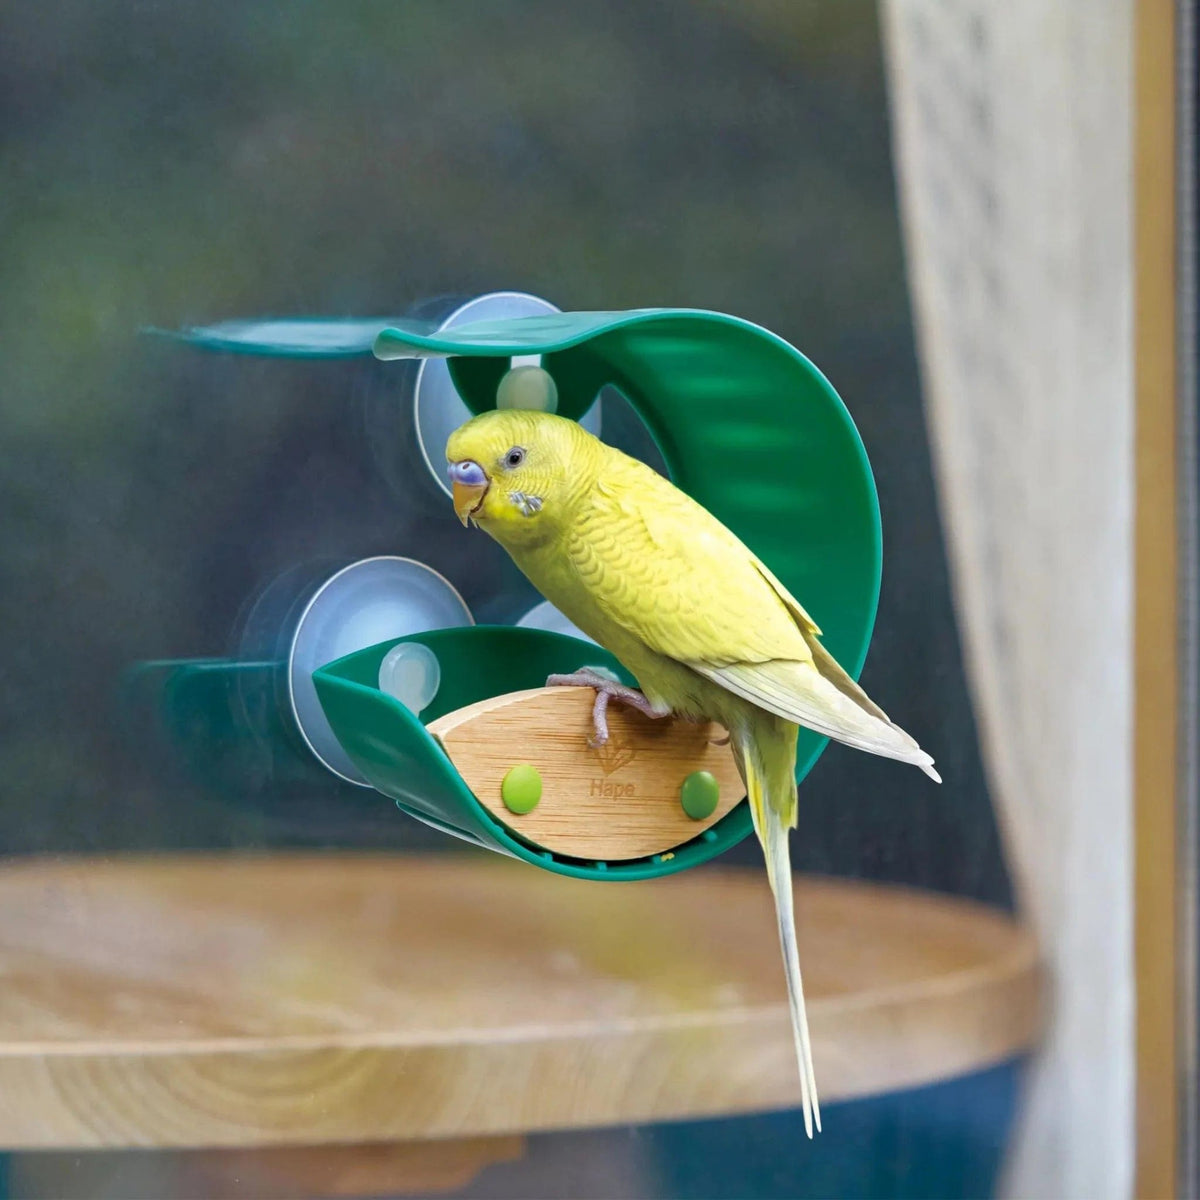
[[452, 480, 488, 525], [448, 460, 490, 526]]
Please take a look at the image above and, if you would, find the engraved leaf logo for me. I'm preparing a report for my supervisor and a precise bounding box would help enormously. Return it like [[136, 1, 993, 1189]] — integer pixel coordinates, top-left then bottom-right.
[[594, 734, 637, 776]]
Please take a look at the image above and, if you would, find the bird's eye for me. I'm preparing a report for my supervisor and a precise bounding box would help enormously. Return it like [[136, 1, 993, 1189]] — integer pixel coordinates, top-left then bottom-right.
[[505, 447, 525, 469]]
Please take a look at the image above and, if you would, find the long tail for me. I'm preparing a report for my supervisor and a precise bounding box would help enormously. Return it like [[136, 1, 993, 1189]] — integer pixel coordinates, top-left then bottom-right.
[[735, 721, 820, 1137]]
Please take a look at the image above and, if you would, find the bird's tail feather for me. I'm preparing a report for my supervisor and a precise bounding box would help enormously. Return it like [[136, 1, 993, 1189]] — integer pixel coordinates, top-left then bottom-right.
[[737, 729, 821, 1137]]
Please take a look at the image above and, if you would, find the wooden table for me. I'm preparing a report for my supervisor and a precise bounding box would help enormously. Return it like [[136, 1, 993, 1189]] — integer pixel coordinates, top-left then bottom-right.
[[0, 854, 1040, 1196]]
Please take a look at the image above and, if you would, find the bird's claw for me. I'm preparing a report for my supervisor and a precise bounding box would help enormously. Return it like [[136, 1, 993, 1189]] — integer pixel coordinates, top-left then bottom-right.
[[546, 667, 668, 747]]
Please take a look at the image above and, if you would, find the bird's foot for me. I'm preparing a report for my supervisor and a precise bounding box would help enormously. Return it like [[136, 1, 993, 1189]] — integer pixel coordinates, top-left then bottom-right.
[[545, 668, 670, 747]]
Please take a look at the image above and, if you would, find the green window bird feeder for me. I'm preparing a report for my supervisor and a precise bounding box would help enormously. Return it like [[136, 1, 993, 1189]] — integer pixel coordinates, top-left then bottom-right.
[[158, 295, 881, 881]]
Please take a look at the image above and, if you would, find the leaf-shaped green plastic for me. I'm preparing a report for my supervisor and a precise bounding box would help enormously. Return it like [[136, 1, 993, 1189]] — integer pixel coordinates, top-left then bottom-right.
[[146, 317, 431, 357], [312, 626, 755, 878]]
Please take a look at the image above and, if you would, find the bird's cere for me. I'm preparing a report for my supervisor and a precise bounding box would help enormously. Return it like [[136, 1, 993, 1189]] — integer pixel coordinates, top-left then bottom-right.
[[496, 364, 558, 414], [448, 460, 488, 487]]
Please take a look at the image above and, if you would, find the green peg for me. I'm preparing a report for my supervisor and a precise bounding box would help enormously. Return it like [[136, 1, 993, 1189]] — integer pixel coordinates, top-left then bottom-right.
[[501, 763, 543, 815], [680, 770, 720, 821]]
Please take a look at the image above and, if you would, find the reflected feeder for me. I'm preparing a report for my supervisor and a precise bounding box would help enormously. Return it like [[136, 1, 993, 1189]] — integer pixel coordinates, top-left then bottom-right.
[[152, 300, 881, 880]]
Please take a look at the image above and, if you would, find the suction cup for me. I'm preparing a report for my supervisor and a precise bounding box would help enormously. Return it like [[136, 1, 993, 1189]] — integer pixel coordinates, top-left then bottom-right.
[[516, 599, 597, 645], [288, 556, 472, 784], [414, 292, 601, 497]]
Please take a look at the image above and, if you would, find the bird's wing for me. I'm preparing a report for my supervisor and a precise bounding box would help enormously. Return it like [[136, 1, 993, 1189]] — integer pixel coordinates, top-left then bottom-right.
[[698, 554, 916, 758], [570, 462, 812, 668], [572, 457, 939, 776], [693, 567, 936, 775], [743, 557, 893, 724]]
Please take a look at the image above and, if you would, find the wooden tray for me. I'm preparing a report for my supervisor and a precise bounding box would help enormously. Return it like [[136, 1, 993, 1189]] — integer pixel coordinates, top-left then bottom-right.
[[0, 854, 1041, 1150]]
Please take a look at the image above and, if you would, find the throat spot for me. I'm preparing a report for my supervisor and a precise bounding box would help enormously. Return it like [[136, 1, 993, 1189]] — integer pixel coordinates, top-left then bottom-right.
[[510, 491, 543, 518]]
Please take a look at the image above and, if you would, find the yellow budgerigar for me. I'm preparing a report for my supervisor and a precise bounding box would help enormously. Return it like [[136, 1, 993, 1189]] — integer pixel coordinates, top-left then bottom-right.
[[446, 408, 939, 1136]]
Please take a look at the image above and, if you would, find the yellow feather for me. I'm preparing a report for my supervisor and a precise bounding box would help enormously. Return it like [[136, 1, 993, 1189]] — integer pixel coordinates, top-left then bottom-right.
[[736, 717, 821, 1137], [446, 409, 942, 1128]]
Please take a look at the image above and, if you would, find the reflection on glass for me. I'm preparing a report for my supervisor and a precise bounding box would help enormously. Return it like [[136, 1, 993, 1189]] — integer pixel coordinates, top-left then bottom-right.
[[120, 327, 663, 815]]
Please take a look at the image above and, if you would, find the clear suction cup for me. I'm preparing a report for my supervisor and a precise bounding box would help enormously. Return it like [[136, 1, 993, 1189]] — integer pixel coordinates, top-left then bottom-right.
[[414, 292, 601, 497], [496, 364, 559, 413], [288, 556, 472, 784], [377, 641, 441, 716], [516, 599, 597, 645]]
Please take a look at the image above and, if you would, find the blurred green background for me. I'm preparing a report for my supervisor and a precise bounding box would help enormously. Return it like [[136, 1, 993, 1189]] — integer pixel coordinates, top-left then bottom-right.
[[1, 4, 1017, 1194]]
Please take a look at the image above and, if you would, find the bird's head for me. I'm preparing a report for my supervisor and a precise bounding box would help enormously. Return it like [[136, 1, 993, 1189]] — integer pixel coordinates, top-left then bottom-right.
[[446, 409, 597, 547]]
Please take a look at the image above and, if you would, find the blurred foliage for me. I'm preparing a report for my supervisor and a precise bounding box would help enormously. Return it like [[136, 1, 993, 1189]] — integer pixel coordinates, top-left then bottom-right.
[[0, 0, 1009, 909]]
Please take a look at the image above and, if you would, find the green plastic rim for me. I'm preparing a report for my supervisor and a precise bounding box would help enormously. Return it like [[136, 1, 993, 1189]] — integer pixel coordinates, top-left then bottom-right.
[[311, 308, 881, 881], [313, 626, 758, 880]]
